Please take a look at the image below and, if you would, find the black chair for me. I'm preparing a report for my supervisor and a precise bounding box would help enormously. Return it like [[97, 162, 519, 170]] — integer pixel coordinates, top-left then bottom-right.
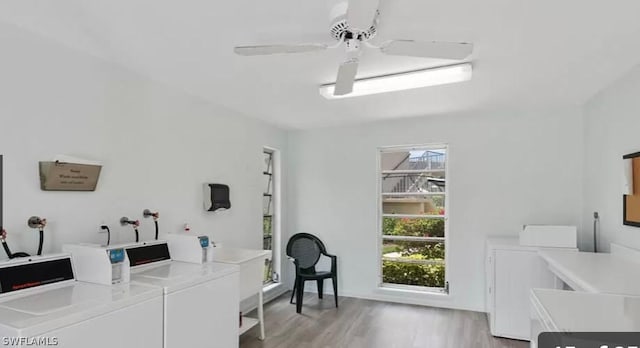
[[286, 233, 338, 313]]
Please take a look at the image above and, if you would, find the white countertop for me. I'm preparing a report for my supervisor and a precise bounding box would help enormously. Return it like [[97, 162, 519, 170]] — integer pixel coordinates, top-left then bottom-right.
[[538, 250, 640, 296], [531, 289, 640, 332]]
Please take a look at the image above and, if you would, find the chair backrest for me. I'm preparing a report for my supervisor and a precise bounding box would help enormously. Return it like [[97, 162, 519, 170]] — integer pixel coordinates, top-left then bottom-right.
[[286, 233, 328, 269]]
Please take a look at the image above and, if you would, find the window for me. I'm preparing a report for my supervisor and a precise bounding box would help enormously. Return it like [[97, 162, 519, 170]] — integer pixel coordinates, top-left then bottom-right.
[[263, 148, 280, 285], [379, 145, 448, 293]]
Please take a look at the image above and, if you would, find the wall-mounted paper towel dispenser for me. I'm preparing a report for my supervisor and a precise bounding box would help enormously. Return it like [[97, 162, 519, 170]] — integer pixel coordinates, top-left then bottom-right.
[[203, 183, 231, 212]]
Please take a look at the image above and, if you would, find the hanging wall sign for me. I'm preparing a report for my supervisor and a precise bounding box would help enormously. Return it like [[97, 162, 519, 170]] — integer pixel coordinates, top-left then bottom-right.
[[39, 161, 102, 191]]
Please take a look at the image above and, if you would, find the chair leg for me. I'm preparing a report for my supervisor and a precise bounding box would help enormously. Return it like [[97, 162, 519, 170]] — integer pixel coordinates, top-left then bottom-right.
[[290, 277, 297, 304], [317, 279, 324, 299], [296, 278, 304, 314], [332, 275, 338, 308]]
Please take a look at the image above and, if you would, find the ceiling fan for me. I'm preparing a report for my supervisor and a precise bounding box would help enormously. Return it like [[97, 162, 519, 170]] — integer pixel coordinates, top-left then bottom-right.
[[233, 0, 473, 97]]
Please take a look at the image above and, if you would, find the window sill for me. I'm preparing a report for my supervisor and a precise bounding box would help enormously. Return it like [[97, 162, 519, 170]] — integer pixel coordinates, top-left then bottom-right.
[[262, 282, 280, 293], [378, 284, 450, 297]]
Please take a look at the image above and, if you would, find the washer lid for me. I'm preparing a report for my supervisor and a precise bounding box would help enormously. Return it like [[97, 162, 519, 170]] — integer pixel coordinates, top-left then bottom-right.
[[131, 261, 238, 293], [0, 285, 97, 315], [0, 281, 162, 335]]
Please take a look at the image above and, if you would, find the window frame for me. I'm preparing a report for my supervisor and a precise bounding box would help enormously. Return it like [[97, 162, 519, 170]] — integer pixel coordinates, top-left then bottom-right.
[[263, 147, 281, 287], [377, 144, 450, 294]]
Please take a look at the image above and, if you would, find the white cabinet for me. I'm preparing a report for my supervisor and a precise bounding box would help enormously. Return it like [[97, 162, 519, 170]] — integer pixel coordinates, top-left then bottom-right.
[[486, 238, 571, 341], [212, 247, 271, 340]]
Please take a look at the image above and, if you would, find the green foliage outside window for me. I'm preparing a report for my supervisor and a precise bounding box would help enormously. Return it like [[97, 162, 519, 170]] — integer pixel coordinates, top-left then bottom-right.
[[382, 217, 445, 288], [383, 217, 444, 237], [263, 216, 272, 237], [383, 261, 445, 288]]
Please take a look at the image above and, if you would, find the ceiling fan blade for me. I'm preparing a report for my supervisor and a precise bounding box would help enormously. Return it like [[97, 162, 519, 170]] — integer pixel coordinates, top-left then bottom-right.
[[234, 44, 328, 56], [380, 40, 474, 60], [346, 0, 380, 31], [334, 59, 359, 96]]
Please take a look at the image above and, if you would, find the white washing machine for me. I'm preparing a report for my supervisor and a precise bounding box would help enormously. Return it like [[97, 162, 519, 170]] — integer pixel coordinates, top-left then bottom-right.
[[0, 254, 163, 348], [126, 241, 240, 348]]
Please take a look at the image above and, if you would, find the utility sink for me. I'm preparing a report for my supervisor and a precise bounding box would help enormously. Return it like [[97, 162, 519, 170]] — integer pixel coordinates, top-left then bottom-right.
[[211, 247, 270, 301], [212, 247, 270, 265]]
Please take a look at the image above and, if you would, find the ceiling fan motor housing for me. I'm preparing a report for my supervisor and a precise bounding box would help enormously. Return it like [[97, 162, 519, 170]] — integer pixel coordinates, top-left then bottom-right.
[[329, 3, 378, 42]]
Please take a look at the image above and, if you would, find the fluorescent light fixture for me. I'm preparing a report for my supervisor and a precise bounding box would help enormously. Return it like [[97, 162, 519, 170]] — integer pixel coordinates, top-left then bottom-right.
[[319, 63, 472, 99]]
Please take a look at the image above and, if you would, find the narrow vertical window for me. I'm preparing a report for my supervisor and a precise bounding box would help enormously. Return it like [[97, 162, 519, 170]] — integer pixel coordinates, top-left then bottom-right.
[[263, 148, 279, 285], [379, 145, 448, 293]]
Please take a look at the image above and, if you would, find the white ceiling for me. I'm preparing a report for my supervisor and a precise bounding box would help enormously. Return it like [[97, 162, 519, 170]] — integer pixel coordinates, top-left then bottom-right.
[[1, 0, 640, 129]]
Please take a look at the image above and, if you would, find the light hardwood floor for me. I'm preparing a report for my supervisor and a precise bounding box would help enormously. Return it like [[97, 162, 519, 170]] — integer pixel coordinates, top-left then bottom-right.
[[240, 292, 528, 348]]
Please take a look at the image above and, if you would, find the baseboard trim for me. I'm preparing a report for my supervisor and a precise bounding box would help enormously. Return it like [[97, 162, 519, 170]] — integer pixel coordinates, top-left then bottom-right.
[[339, 291, 483, 313], [296, 285, 483, 313]]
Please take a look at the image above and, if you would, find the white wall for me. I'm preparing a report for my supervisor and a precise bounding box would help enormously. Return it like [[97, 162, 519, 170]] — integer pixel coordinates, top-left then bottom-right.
[[287, 108, 583, 312], [583, 63, 640, 252], [0, 22, 288, 268], [0, 17, 605, 314]]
